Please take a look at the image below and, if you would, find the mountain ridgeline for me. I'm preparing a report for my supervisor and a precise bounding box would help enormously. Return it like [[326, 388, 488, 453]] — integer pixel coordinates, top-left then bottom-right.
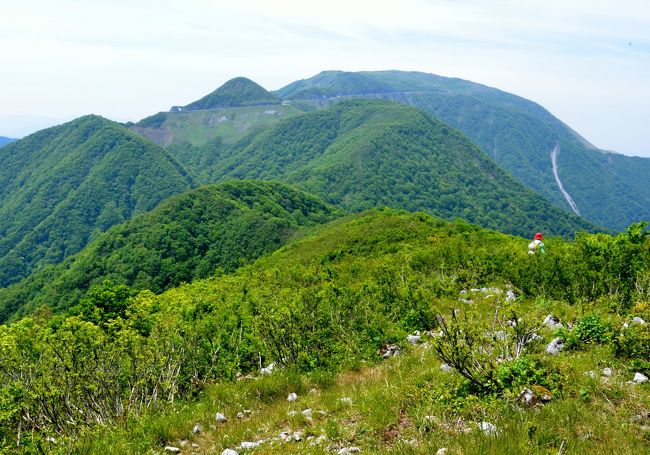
[[274, 70, 650, 231], [0, 115, 194, 287], [205, 99, 595, 238], [0, 181, 339, 322]]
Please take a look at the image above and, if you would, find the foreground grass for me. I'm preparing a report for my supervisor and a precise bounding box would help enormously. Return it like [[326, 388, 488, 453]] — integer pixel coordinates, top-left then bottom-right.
[[75, 296, 649, 455]]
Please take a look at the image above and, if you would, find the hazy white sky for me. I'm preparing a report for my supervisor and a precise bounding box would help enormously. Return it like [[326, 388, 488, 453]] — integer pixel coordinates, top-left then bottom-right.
[[1, 0, 649, 156]]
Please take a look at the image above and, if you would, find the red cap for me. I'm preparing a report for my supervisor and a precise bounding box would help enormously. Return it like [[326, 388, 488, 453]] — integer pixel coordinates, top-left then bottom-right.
[[534, 232, 543, 240]]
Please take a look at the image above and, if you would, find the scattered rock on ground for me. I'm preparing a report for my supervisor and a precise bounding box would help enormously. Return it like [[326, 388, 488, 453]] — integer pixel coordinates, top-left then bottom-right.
[[634, 372, 648, 384], [506, 289, 517, 302], [287, 392, 298, 402], [440, 363, 453, 373], [407, 332, 421, 345], [436, 448, 449, 455], [478, 421, 499, 436], [381, 344, 401, 358], [192, 423, 201, 434], [340, 397, 353, 406], [164, 447, 181, 453], [545, 337, 564, 355], [632, 317, 646, 325], [239, 441, 260, 449], [602, 368, 613, 377], [338, 447, 362, 454], [216, 412, 228, 423], [221, 449, 238, 455], [543, 315, 563, 329]]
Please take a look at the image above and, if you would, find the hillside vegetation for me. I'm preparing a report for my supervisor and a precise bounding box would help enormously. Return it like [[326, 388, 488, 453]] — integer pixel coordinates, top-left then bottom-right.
[[276, 70, 650, 231], [0, 116, 194, 287], [207, 99, 596, 238], [0, 181, 340, 322], [0, 210, 647, 453]]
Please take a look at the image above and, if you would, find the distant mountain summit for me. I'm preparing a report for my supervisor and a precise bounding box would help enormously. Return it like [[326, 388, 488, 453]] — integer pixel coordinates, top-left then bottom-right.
[[276, 70, 650, 231], [172, 77, 280, 111]]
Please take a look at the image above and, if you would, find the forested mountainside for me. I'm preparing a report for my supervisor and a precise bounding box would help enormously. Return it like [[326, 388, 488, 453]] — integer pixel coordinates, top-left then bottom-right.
[[276, 70, 650, 231], [203, 99, 596, 238], [0, 115, 194, 287], [0, 180, 338, 322], [1, 209, 647, 453]]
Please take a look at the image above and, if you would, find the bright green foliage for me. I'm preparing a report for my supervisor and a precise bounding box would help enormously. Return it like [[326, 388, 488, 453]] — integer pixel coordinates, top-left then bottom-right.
[[0, 115, 194, 287], [207, 99, 596, 238], [276, 70, 650, 231], [561, 315, 613, 350], [510, 222, 649, 307], [0, 181, 340, 322], [0, 210, 647, 450]]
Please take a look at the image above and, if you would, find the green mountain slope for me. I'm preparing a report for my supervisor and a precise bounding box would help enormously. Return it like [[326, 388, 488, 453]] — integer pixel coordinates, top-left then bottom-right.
[[0, 180, 339, 321], [1, 209, 647, 453], [176, 76, 280, 111], [207, 99, 595, 238], [276, 70, 650, 231], [0, 115, 194, 287]]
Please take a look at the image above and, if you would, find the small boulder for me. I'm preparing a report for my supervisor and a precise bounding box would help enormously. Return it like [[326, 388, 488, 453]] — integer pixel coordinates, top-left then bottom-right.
[[602, 368, 612, 377], [518, 387, 535, 405], [506, 290, 517, 302], [381, 344, 401, 358], [632, 317, 646, 325], [407, 333, 421, 345], [440, 363, 453, 373], [543, 315, 563, 329], [478, 421, 499, 436], [221, 450, 238, 455], [301, 408, 313, 419], [239, 441, 260, 449], [164, 447, 181, 454], [634, 372, 648, 384], [338, 447, 362, 454], [436, 449, 449, 455], [545, 337, 564, 355], [192, 423, 201, 434], [287, 392, 298, 402], [216, 412, 228, 423]]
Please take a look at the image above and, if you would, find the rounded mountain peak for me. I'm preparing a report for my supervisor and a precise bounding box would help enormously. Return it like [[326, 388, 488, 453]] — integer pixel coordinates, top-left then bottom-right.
[[174, 77, 280, 111]]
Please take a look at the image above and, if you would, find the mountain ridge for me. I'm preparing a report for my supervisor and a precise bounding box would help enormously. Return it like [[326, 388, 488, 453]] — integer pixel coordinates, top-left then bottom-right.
[[275, 70, 650, 230], [0, 115, 194, 286]]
